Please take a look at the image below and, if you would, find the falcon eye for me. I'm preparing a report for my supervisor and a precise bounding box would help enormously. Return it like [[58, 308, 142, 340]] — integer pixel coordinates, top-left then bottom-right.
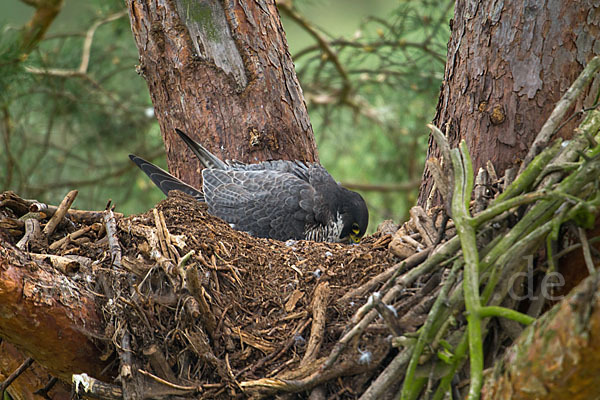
[[352, 222, 360, 235]]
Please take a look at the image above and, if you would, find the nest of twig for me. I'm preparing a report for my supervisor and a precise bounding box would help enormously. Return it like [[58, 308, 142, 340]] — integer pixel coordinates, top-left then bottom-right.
[[2, 189, 440, 398]]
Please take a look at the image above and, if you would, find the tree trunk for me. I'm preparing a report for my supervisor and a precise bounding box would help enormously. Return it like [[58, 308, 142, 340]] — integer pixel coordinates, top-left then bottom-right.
[[125, 0, 318, 189], [0, 244, 110, 382], [482, 274, 600, 400], [418, 0, 600, 208]]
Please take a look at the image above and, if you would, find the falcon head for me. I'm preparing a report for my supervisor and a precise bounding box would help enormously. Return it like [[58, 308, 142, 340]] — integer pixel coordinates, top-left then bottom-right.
[[338, 189, 369, 243]]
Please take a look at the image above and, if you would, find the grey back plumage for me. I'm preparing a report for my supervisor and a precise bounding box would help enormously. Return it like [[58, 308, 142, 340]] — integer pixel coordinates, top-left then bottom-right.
[[130, 129, 368, 242], [202, 165, 333, 240]]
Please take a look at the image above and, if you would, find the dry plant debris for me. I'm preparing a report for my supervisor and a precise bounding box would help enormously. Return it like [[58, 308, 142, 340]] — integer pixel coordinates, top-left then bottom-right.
[[2, 189, 435, 399], [2, 57, 600, 400]]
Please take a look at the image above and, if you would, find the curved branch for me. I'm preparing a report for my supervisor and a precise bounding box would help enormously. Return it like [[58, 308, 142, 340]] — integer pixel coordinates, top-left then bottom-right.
[[25, 10, 128, 77], [278, 3, 352, 101]]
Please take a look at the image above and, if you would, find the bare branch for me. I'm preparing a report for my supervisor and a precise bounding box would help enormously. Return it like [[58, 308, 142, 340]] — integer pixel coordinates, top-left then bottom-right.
[[25, 10, 127, 77], [19, 0, 64, 55]]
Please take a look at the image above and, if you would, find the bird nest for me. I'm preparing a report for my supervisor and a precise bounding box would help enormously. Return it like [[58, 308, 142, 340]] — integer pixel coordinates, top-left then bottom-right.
[[1, 190, 440, 399], [111, 192, 395, 397]]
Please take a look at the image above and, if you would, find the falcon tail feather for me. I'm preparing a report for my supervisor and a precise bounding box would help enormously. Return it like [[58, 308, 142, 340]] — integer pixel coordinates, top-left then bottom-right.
[[175, 129, 228, 170], [128, 154, 205, 202]]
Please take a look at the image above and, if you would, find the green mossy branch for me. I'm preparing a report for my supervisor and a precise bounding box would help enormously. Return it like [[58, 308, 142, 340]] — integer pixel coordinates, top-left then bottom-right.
[[397, 56, 600, 400], [450, 141, 485, 400], [400, 260, 462, 400]]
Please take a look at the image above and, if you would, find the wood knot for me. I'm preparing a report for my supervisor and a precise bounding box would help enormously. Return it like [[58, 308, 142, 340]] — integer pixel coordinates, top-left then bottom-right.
[[249, 128, 261, 147], [248, 128, 279, 152], [490, 104, 506, 125]]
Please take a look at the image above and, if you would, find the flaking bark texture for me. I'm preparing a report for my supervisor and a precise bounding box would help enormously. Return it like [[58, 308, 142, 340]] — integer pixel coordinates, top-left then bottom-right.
[[0, 245, 109, 383], [418, 0, 600, 207], [482, 274, 600, 400], [125, 0, 318, 189]]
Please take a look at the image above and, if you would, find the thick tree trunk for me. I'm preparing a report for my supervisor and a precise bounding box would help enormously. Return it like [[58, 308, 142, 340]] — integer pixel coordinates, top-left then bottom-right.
[[418, 0, 600, 207], [125, 0, 318, 189]]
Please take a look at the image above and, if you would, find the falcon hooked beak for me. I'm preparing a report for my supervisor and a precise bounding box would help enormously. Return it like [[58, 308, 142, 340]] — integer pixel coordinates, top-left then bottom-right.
[[349, 226, 362, 244]]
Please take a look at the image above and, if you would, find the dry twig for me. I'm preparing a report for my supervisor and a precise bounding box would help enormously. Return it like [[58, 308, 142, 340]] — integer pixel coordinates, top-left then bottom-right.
[[42, 190, 78, 238]]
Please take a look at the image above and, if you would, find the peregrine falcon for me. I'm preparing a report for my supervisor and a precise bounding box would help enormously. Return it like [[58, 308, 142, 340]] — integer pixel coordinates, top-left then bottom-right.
[[129, 129, 368, 243]]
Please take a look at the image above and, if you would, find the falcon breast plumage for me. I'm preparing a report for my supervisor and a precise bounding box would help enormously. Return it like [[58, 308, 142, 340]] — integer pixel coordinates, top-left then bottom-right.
[[129, 129, 368, 243]]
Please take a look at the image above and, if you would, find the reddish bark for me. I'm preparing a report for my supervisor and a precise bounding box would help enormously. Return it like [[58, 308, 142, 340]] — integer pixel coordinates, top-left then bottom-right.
[[0, 244, 110, 382], [0, 342, 71, 400], [418, 0, 600, 207], [125, 0, 318, 189]]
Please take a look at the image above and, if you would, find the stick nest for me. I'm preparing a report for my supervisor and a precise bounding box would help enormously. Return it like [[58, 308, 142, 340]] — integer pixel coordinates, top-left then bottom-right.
[[2, 190, 426, 399]]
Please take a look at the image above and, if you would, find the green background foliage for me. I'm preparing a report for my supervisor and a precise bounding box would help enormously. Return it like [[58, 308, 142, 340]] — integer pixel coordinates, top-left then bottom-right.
[[1, 0, 451, 232]]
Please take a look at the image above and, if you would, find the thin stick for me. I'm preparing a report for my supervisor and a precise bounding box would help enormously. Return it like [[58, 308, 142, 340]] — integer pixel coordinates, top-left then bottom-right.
[[578, 226, 597, 274], [185, 264, 217, 340], [49, 223, 99, 250], [103, 206, 122, 268], [0, 357, 34, 400], [42, 190, 78, 237], [16, 218, 41, 250], [137, 369, 201, 392], [359, 348, 412, 400], [302, 282, 330, 366], [337, 249, 430, 305], [400, 260, 461, 400], [373, 297, 402, 336], [427, 123, 451, 166], [450, 142, 484, 400], [495, 141, 561, 203], [478, 306, 535, 325]]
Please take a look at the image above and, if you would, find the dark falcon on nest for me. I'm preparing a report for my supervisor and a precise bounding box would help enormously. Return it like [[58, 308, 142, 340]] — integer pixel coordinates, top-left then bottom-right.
[[129, 129, 368, 243]]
